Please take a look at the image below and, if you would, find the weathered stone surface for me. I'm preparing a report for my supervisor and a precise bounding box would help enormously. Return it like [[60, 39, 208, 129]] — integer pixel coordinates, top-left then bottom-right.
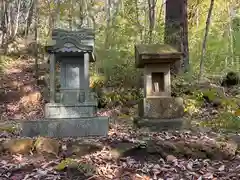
[[146, 139, 238, 160], [135, 118, 183, 131], [139, 97, 184, 119], [67, 142, 103, 157], [45, 103, 97, 119], [3, 138, 34, 154], [34, 137, 60, 156], [20, 117, 109, 137], [109, 142, 139, 159], [135, 44, 182, 68]]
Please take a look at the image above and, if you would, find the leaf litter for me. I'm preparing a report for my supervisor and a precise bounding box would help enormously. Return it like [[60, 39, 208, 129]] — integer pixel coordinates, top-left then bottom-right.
[[0, 122, 238, 180]]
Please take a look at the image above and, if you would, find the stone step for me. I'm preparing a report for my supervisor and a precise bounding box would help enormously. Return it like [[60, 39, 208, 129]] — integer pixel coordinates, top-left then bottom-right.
[[20, 117, 109, 137], [135, 118, 183, 131]]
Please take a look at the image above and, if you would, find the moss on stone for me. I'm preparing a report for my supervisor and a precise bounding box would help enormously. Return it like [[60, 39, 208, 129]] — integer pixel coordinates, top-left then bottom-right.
[[136, 44, 179, 55]]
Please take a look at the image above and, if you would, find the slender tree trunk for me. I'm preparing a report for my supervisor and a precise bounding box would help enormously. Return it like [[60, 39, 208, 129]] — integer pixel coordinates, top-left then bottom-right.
[[104, 0, 111, 49], [1, 0, 6, 48], [34, 0, 39, 79], [79, 0, 84, 27], [198, 0, 214, 81], [25, 0, 34, 38], [55, 0, 61, 28], [182, 0, 189, 72], [68, 0, 73, 30], [135, 0, 143, 42], [3, 1, 9, 53], [227, 2, 234, 66], [13, 0, 21, 37], [148, 0, 156, 43]]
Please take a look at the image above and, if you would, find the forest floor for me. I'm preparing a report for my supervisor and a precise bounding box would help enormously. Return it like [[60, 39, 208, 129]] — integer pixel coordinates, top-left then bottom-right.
[[0, 57, 240, 179], [0, 56, 44, 121]]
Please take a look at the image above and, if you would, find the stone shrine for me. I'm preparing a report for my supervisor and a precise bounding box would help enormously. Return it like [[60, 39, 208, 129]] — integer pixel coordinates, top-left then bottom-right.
[[135, 44, 184, 130], [21, 29, 109, 137]]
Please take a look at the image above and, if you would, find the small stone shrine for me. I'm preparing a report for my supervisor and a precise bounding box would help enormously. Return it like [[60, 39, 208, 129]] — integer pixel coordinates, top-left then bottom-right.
[[21, 28, 109, 137], [135, 44, 184, 130]]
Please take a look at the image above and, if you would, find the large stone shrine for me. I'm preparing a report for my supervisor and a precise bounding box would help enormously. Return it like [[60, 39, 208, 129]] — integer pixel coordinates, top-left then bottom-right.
[[134, 44, 184, 130], [20, 29, 109, 137]]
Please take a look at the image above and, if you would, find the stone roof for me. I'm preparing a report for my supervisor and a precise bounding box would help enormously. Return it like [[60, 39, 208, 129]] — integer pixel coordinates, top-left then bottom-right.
[[45, 28, 95, 61], [135, 44, 182, 68]]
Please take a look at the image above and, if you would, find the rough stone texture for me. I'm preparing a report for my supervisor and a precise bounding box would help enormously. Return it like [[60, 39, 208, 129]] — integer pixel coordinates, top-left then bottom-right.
[[3, 139, 34, 154], [20, 117, 109, 137], [139, 97, 184, 119], [45, 103, 97, 118], [135, 118, 183, 131], [135, 44, 182, 68], [35, 137, 60, 156]]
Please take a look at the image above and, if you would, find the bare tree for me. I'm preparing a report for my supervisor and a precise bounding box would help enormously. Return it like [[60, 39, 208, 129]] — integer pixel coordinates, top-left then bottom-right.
[[198, 0, 214, 81]]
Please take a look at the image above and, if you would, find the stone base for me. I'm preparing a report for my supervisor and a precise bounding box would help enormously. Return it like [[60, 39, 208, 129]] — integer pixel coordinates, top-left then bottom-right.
[[20, 117, 109, 137], [139, 97, 184, 119], [45, 103, 97, 119], [135, 118, 183, 131]]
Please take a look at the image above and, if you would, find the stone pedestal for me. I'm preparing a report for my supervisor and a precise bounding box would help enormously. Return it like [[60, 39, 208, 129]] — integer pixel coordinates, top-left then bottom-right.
[[21, 117, 109, 137], [139, 97, 184, 119], [137, 97, 184, 130]]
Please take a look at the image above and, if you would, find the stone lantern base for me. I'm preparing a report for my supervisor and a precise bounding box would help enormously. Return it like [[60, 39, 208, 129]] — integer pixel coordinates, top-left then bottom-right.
[[136, 97, 184, 130]]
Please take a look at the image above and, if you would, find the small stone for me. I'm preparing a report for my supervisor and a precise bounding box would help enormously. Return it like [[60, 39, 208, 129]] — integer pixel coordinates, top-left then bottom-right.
[[166, 155, 177, 163], [203, 172, 214, 179], [68, 143, 103, 157], [109, 142, 140, 159], [218, 165, 225, 171], [34, 137, 60, 156], [3, 138, 34, 154], [216, 140, 238, 158]]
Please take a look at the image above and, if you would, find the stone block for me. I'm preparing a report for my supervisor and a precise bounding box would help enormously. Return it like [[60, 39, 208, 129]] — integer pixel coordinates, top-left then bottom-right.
[[20, 117, 109, 137], [136, 118, 183, 131], [45, 103, 97, 118], [139, 97, 184, 119]]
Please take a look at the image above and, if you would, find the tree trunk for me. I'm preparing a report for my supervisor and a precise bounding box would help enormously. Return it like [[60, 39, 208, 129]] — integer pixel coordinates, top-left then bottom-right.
[[1, 0, 6, 48], [13, 0, 22, 37], [164, 0, 185, 75], [198, 0, 214, 81], [55, 0, 61, 27], [25, 0, 34, 38], [68, 0, 73, 30], [227, 2, 234, 66], [104, 0, 111, 49], [182, 0, 189, 72], [135, 0, 143, 42], [148, 0, 156, 43], [34, 0, 39, 79]]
